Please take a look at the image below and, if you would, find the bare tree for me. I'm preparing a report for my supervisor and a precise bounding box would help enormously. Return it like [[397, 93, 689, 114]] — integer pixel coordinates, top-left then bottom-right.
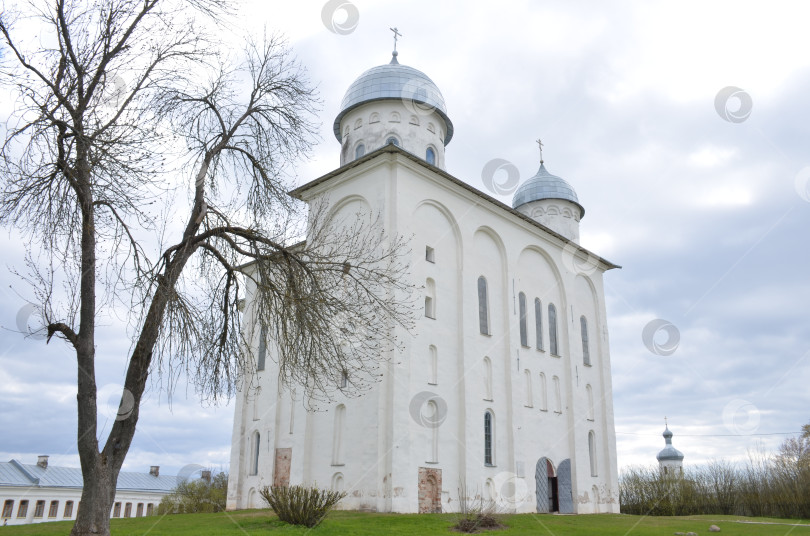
[[0, 1, 415, 535]]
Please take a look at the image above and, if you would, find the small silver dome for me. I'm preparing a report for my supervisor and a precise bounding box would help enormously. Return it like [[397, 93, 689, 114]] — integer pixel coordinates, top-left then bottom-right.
[[511, 163, 584, 217], [656, 426, 685, 461], [333, 53, 453, 145]]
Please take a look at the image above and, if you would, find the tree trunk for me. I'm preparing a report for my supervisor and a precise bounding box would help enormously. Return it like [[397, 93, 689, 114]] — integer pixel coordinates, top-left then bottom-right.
[[69, 457, 117, 536]]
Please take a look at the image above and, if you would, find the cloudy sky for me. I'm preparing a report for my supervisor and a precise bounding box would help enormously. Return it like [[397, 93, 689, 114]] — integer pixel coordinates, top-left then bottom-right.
[[2, 0, 809, 478]]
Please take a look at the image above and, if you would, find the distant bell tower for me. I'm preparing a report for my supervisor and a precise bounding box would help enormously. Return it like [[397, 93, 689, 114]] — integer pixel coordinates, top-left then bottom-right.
[[656, 419, 685, 476]]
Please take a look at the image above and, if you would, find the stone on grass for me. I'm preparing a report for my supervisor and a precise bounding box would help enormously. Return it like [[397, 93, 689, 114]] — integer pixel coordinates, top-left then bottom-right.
[[709, 526, 721, 532]]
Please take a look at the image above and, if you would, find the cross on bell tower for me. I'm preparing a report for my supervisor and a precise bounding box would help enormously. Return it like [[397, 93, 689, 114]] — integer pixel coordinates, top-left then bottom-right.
[[536, 138, 544, 164]]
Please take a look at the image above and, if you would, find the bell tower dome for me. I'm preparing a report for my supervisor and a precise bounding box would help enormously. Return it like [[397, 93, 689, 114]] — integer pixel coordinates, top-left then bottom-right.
[[333, 50, 453, 169], [656, 422, 685, 476]]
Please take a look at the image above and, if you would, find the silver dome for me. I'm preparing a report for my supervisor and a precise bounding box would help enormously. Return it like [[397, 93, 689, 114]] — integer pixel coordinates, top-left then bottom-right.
[[511, 163, 584, 217], [656, 426, 685, 461], [333, 52, 453, 145]]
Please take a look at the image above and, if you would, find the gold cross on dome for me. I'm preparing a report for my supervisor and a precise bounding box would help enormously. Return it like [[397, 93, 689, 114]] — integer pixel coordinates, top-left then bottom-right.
[[390, 27, 402, 51]]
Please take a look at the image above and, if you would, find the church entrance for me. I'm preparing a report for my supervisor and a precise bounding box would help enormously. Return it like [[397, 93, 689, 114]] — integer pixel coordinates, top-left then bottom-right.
[[535, 458, 558, 513], [418, 467, 442, 513]]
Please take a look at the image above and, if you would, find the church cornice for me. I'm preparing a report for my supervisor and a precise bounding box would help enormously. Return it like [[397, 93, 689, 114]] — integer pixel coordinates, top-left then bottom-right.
[[288, 144, 621, 271]]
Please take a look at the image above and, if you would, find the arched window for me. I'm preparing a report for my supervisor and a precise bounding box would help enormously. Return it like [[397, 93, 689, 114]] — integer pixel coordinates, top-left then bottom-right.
[[257, 325, 267, 371], [386, 136, 400, 146], [586, 384, 595, 421], [581, 316, 591, 365], [250, 431, 260, 475], [428, 400, 439, 463], [428, 345, 438, 385], [332, 405, 346, 465], [484, 411, 494, 466], [477, 276, 490, 335], [588, 431, 598, 476], [426, 147, 436, 165], [425, 278, 436, 319], [524, 369, 533, 407], [518, 292, 528, 347], [369, 112, 380, 124], [355, 143, 365, 160], [534, 299, 544, 350], [548, 303, 559, 356], [483, 357, 493, 400], [331, 472, 344, 491], [538, 372, 548, 411], [553, 376, 562, 413]]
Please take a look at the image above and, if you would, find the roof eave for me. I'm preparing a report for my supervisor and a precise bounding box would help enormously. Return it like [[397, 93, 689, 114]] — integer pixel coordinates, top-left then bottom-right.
[[289, 145, 620, 271]]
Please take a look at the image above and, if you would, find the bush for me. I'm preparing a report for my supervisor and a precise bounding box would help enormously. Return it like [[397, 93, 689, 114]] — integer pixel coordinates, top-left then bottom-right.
[[259, 485, 346, 528], [619, 436, 810, 519], [157, 472, 228, 514], [453, 485, 504, 533]]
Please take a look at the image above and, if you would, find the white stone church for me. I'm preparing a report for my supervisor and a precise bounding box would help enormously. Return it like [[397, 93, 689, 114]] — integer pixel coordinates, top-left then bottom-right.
[[227, 49, 621, 514]]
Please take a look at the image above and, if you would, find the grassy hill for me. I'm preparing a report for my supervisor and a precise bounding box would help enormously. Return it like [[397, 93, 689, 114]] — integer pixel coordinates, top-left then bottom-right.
[[4, 510, 810, 535]]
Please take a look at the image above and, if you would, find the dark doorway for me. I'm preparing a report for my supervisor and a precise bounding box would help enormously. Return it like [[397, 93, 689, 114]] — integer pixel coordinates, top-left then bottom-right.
[[547, 459, 559, 513], [535, 457, 559, 513]]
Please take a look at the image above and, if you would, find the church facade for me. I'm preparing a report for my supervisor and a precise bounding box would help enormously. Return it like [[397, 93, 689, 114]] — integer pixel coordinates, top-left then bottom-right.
[[227, 50, 621, 514]]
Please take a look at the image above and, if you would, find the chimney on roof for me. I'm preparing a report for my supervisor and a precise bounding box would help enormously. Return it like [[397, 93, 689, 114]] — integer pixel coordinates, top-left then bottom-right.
[[201, 470, 211, 483], [37, 455, 49, 469], [149, 466, 159, 477]]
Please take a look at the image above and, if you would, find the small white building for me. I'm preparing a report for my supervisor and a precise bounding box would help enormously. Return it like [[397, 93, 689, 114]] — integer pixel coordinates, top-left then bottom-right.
[[0, 456, 177, 526], [657, 425, 685, 476], [227, 49, 621, 514]]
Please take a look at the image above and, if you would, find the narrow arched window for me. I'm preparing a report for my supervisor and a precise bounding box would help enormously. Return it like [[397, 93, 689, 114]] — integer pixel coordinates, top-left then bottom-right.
[[553, 376, 562, 413], [331, 472, 344, 491], [524, 369, 533, 407], [426, 147, 436, 165], [484, 411, 494, 466], [386, 136, 400, 146], [250, 431, 260, 475], [425, 278, 436, 319], [332, 405, 346, 465], [548, 303, 559, 356], [581, 316, 591, 365], [483, 357, 493, 400], [355, 143, 365, 160], [257, 325, 267, 371], [518, 292, 528, 347], [478, 276, 490, 335], [428, 345, 438, 385], [534, 299, 544, 350], [589, 431, 598, 476], [586, 384, 595, 421], [538, 373, 548, 410], [428, 400, 439, 463]]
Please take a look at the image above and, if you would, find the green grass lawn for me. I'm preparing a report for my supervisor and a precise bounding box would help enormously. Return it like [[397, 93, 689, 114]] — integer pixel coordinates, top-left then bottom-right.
[[4, 510, 810, 535]]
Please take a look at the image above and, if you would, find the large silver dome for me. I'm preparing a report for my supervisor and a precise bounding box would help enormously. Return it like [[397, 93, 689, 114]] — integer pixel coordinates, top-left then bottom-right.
[[512, 163, 584, 217], [333, 52, 453, 145], [656, 426, 685, 461]]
